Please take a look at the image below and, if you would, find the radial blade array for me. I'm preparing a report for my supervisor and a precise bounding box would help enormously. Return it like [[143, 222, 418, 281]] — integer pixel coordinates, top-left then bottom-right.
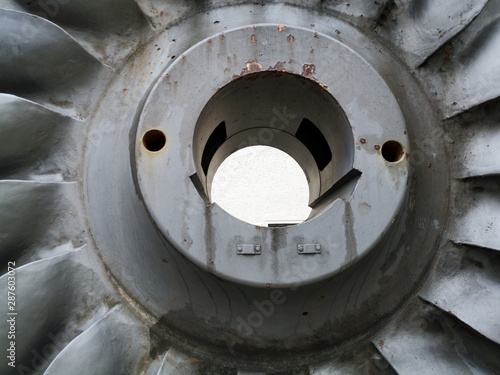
[[0, 9, 108, 118], [0, 251, 116, 375], [0, 94, 82, 181]]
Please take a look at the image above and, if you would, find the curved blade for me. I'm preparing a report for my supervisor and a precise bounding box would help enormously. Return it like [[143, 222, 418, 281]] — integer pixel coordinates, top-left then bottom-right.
[[0, 0, 149, 65], [453, 178, 500, 251], [450, 99, 500, 179], [0, 9, 108, 118], [43, 305, 149, 375], [0, 181, 86, 268], [374, 0, 487, 68], [420, 243, 500, 345], [0, 94, 81, 180], [0, 251, 114, 375], [374, 299, 500, 374], [421, 0, 500, 118]]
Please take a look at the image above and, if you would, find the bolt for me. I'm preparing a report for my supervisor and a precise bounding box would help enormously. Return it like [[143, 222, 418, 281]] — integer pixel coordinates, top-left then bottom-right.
[[374, 144, 381, 151], [237, 245, 242, 252], [298, 245, 303, 252], [315, 244, 321, 250], [360, 138, 366, 144]]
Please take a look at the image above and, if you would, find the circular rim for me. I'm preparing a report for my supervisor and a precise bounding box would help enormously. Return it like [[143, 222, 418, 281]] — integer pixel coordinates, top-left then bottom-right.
[[135, 24, 410, 287]]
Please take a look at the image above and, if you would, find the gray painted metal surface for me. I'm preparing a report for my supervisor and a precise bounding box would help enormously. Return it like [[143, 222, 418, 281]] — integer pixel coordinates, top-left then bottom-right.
[[0, 1, 499, 374]]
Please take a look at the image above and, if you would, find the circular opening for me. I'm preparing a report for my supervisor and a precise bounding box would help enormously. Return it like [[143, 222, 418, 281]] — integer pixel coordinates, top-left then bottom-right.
[[192, 71, 357, 221], [142, 129, 166, 152], [212, 146, 311, 226], [381, 140, 404, 163]]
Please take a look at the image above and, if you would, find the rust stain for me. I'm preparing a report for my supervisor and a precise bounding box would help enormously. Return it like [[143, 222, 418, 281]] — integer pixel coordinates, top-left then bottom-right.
[[360, 138, 366, 144], [302, 64, 316, 77], [250, 34, 257, 43], [318, 82, 329, 90], [335, 29, 341, 35], [378, 339, 384, 347], [444, 48, 454, 61], [265, 283, 272, 289], [240, 60, 263, 75], [287, 34, 295, 43], [186, 359, 203, 364], [123, 88, 128, 92], [243, 26, 256, 31], [278, 25, 286, 32], [269, 61, 287, 72], [162, 258, 168, 264], [374, 145, 381, 151]]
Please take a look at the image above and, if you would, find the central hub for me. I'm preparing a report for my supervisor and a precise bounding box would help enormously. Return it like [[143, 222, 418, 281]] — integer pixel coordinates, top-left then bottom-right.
[[135, 24, 409, 287]]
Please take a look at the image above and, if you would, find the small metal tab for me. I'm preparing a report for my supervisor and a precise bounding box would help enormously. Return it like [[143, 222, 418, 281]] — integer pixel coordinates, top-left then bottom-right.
[[298, 243, 321, 254], [237, 244, 261, 255]]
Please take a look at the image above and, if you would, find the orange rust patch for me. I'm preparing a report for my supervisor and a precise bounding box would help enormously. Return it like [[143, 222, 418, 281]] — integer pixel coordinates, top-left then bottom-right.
[[269, 61, 287, 72], [278, 25, 286, 32], [250, 34, 257, 43], [302, 64, 316, 77], [241, 60, 263, 75]]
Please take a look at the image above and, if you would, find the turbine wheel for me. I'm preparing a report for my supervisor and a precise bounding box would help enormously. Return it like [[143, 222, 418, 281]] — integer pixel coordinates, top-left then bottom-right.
[[1, 1, 499, 374]]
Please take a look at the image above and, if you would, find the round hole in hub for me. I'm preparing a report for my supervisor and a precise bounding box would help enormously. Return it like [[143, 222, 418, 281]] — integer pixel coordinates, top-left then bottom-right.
[[142, 129, 166, 152], [381, 140, 404, 163], [211, 146, 311, 226]]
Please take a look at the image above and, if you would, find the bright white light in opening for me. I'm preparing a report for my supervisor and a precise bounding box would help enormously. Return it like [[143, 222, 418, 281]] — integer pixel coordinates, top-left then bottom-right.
[[211, 146, 311, 226]]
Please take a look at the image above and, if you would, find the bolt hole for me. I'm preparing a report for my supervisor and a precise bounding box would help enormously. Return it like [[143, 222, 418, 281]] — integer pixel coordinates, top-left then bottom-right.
[[302, 311, 309, 316], [143, 129, 166, 152], [381, 140, 404, 163]]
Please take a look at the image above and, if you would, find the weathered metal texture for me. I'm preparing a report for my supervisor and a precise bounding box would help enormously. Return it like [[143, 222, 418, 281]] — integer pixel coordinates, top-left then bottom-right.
[[0, 0, 499, 374], [0, 9, 109, 118]]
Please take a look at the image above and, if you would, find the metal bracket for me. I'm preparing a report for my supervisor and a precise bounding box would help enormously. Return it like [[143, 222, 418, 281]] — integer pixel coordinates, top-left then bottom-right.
[[237, 244, 261, 255], [297, 243, 321, 254]]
